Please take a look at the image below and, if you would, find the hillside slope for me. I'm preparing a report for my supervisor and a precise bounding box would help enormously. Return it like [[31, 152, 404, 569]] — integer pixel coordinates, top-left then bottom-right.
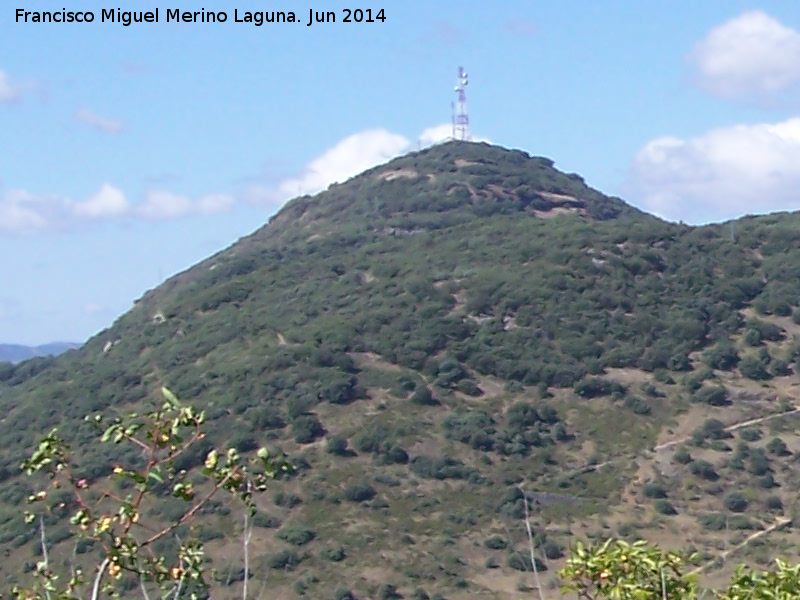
[[3, 141, 800, 598]]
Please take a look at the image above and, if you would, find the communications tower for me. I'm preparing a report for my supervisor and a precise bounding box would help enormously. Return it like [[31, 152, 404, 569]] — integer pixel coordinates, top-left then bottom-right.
[[451, 66, 470, 141]]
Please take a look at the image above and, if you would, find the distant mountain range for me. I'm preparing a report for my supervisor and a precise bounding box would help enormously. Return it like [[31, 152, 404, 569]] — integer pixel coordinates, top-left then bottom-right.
[[0, 342, 80, 363]]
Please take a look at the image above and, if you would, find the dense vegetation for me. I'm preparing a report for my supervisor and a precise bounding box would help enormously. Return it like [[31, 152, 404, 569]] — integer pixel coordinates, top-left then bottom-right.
[[3, 141, 800, 598]]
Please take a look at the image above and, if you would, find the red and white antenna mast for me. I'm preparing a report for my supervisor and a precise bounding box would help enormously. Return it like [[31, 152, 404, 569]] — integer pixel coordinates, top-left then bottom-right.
[[452, 66, 470, 141]]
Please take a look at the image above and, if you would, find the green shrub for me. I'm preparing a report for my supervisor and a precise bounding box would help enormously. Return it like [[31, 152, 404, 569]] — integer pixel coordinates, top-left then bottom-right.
[[739, 354, 771, 380], [353, 425, 390, 453], [673, 447, 692, 464], [343, 483, 377, 503], [267, 550, 301, 570], [702, 342, 740, 370], [770, 358, 791, 377], [640, 382, 665, 398], [508, 552, 547, 572], [410, 386, 438, 405], [75, 539, 95, 555], [198, 528, 224, 542], [277, 526, 316, 546], [744, 328, 763, 347], [698, 513, 726, 531], [274, 491, 302, 508], [435, 358, 467, 388], [728, 516, 756, 530], [542, 539, 564, 559], [693, 384, 729, 406], [574, 377, 613, 398], [484, 535, 508, 550], [688, 460, 718, 481], [322, 545, 347, 562], [286, 397, 314, 420], [767, 437, 791, 456], [377, 583, 402, 599], [291, 414, 325, 444], [653, 370, 675, 384], [624, 395, 651, 415], [738, 427, 762, 442], [243, 406, 286, 431], [320, 375, 360, 405], [442, 410, 495, 445], [698, 418, 730, 440], [723, 492, 748, 512], [748, 449, 771, 476], [642, 482, 668, 499], [379, 445, 410, 465], [410, 455, 475, 480], [252, 512, 281, 529], [230, 433, 259, 453], [709, 439, 731, 453], [653, 499, 677, 515], [748, 319, 784, 342], [219, 568, 250, 586], [758, 473, 777, 488], [456, 379, 483, 396], [327, 434, 353, 456]]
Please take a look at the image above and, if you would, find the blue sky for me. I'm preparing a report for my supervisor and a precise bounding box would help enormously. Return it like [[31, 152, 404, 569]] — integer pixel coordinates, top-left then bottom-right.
[[3, 1, 800, 344]]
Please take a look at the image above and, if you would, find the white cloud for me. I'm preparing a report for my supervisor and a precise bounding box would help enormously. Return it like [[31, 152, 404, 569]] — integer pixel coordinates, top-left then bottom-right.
[[277, 129, 411, 198], [266, 124, 488, 204], [0, 184, 237, 234], [135, 191, 234, 220], [1, 123, 483, 235], [418, 124, 454, 147], [1, 184, 130, 233], [0, 189, 50, 233], [72, 184, 129, 218], [0, 69, 24, 103], [629, 118, 800, 223], [196, 194, 235, 214], [689, 11, 800, 99], [75, 108, 125, 134], [137, 190, 193, 220]]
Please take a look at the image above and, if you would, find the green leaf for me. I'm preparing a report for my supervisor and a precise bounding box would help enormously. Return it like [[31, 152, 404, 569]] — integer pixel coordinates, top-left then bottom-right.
[[161, 386, 181, 407]]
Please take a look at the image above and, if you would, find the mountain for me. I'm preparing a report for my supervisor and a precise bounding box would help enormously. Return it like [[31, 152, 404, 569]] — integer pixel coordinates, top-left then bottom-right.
[[0, 342, 79, 363], [3, 141, 800, 598]]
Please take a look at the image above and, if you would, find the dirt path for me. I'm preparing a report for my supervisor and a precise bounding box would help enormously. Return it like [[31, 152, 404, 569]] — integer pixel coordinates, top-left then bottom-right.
[[654, 406, 800, 452], [545, 405, 799, 579], [553, 405, 800, 483], [688, 517, 792, 575]]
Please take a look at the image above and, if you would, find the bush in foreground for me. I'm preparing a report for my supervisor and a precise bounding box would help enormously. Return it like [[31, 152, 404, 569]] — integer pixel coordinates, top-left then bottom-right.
[[8, 386, 285, 600], [559, 538, 800, 600]]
